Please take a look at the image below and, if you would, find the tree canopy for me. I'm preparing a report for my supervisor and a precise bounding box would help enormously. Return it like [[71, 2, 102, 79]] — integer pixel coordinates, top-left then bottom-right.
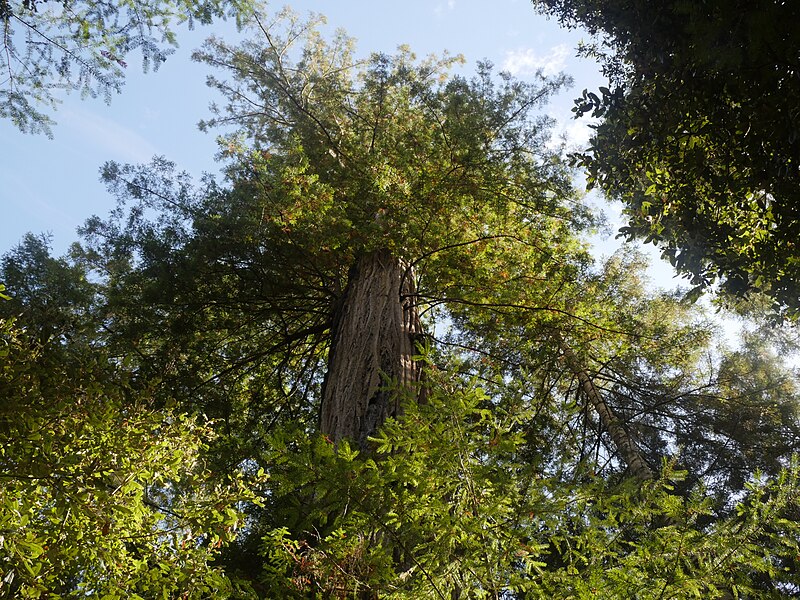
[[531, 0, 800, 318], [2, 7, 800, 598]]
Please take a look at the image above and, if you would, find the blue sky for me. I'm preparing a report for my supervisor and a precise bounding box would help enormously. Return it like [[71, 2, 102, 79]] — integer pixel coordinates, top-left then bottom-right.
[[1, 1, 608, 257]]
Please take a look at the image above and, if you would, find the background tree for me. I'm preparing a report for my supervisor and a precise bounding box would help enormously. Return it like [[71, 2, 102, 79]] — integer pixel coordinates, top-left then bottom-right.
[[0, 0, 258, 136], [531, 0, 800, 318], [0, 233, 97, 345]]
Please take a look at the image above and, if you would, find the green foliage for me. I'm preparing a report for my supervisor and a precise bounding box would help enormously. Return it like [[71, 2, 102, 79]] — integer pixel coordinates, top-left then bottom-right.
[[240, 369, 800, 598], [0, 0, 259, 136], [0, 318, 262, 597], [0, 233, 97, 343], [193, 9, 587, 266], [9, 218, 797, 595], [532, 0, 800, 318], [2, 7, 800, 596]]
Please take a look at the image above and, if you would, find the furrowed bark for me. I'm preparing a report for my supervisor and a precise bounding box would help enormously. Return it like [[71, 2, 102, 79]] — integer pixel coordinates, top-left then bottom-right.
[[559, 340, 653, 481], [321, 248, 424, 450]]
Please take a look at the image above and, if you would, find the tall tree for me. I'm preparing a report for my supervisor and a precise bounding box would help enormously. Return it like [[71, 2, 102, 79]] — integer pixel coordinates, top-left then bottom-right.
[[79, 9, 588, 451], [531, 0, 800, 317], [77, 4, 800, 498]]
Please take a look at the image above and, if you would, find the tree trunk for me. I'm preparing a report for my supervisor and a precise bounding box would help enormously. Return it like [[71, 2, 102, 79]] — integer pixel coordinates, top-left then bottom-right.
[[559, 340, 653, 481], [321, 248, 424, 450]]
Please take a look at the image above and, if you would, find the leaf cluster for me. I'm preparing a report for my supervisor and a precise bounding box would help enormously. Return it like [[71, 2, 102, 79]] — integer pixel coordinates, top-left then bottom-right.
[[232, 368, 800, 598], [0, 318, 262, 598], [1, 0, 260, 136], [533, 0, 800, 319]]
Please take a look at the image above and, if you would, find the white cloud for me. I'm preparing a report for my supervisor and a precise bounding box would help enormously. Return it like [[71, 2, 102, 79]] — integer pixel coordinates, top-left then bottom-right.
[[545, 120, 593, 154], [434, 0, 456, 16], [502, 44, 571, 77], [562, 120, 593, 149], [61, 108, 159, 163]]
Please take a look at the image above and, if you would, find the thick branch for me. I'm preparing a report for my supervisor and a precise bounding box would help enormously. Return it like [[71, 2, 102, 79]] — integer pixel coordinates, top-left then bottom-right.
[[559, 339, 653, 481]]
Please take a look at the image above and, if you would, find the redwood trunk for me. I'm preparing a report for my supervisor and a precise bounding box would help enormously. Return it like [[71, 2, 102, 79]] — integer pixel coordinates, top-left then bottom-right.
[[321, 248, 424, 449]]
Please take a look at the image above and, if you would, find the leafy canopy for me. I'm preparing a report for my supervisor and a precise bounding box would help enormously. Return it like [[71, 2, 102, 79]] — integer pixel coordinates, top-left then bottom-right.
[[532, 0, 800, 318]]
